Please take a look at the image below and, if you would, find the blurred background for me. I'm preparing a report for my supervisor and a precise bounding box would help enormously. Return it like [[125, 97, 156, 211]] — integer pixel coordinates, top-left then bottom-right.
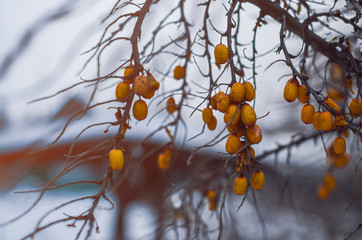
[[0, 0, 361, 239]]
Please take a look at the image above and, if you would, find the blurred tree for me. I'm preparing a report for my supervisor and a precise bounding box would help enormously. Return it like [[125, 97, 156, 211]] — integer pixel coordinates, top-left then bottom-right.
[[0, 0, 361, 239]]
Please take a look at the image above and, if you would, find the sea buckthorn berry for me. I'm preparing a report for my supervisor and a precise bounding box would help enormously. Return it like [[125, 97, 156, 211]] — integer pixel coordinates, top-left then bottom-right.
[[202, 107, 213, 124], [323, 174, 336, 192], [324, 97, 341, 113], [133, 99, 148, 120], [297, 85, 310, 103], [166, 97, 177, 114], [332, 154, 349, 169], [217, 94, 231, 113], [246, 124, 262, 144], [317, 185, 329, 200], [230, 82, 245, 102], [312, 112, 321, 130], [134, 75, 149, 96], [240, 103, 257, 126], [236, 157, 243, 171], [283, 78, 298, 102], [243, 82, 255, 102], [142, 90, 155, 99], [227, 124, 240, 133], [349, 98, 362, 118], [207, 116, 217, 131], [234, 176, 247, 195], [174, 65, 185, 80], [124, 67, 136, 83], [209, 96, 217, 110], [158, 153, 171, 170], [109, 149, 124, 170], [207, 189, 217, 200], [115, 82, 131, 100], [215, 91, 225, 102], [319, 111, 334, 132], [301, 104, 315, 124], [224, 104, 241, 126], [335, 115, 348, 128], [251, 170, 265, 190], [333, 137, 346, 155], [214, 44, 229, 65], [225, 134, 242, 154], [208, 201, 216, 211], [240, 147, 255, 165], [147, 73, 159, 91]]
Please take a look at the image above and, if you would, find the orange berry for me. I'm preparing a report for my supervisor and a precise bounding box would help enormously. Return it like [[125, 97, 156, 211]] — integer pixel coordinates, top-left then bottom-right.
[[124, 67, 136, 83], [246, 124, 262, 144], [214, 44, 229, 65], [301, 104, 315, 124], [227, 124, 240, 133], [208, 200, 216, 211], [158, 153, 171, 170], [323, 174, 337, 192], [174, 65, 185, 80], [240, 147, 255, 165], [332, 154, 349, 169], [335, 114, 348, 128], [312, 111, 321, 130], [115, 82, 131, 100], [134, 75, 149, 96], [243, 82, 255, 102], [240, 103, 257, 126], [133, 99, 148, 120], [224, 104, 241, 126], [142, 90, 155, 99], [349, 98, 362, 118], [230, 82, 245, 102], [284, 78, 299, 102], [207, 116, 217, 131], [109, 149, 125, 170], [251, 170, 265, 190], [317, 185, 329, 200], [202, 107, 213, 124], [215, 91, 225, 102], [209, 96, 217, 110], [207, 189, 217, 200], [234, 176, 247, 195], [324, 97, 341, 113], [319, 111, 334, 131], [217, 94, 231, 113], [333, 137, 346, 155], [297, 85, 310, 103], [225, 134, 242, 154], [147, 73, 160, 91], [166, 97, 177, 114]]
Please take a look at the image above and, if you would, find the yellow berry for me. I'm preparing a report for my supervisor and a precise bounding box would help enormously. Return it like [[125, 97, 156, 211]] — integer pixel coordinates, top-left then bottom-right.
[[115, 82, 131, 100], [323, 174, 336, 192], [166, 97, 177, 114], [214, 44, 229, 65], [243, 82, 255, 102], [319, 111, 334, 132], [217, 94, 231, 113], [109, 149, 124, 170], [230, 82, 245, 102], [312, 111, 321, 130], [234, 176, 247, 195], [283, 78, 298, 102], [324, 97, 341, 113], [246, 124, 262, 145], [301, 104, 315, 124], [202, 107, 213, 124], [174, 65, 185, 80], [333, 137, 346, 155], [224, 104, 241, 126], [225, 134, 242, 154], [251, 170, 265, 190], [349, 98, 362, 118], [133, 99, 148, 120], [240, 103, 257, 126], [297, 85, 310, 103], [134, 75, 149, 96], [207, 116, 217, 130], [124, 67, 136, 84]]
